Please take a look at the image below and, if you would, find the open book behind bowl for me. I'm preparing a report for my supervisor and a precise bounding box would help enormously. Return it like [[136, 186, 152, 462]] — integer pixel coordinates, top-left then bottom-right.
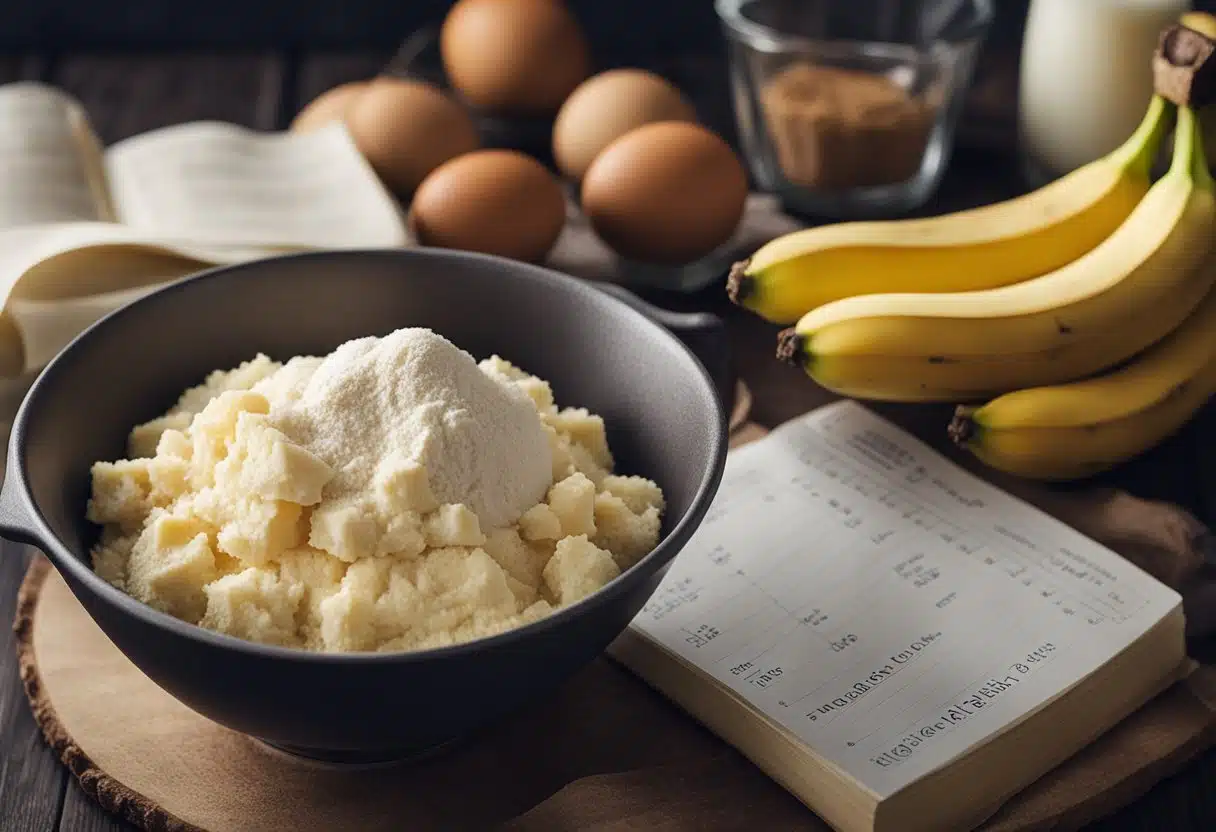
[[0, 81, 409, 383], [0, 81, 406, 248]]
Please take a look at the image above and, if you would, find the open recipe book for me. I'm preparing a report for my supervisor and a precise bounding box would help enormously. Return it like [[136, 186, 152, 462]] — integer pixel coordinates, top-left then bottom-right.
[[610, 401, 1187, 832], [0, 81, 408, 382]]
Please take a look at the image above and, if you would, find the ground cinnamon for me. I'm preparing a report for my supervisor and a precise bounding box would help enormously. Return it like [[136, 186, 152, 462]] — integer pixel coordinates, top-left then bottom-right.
[[760, 62, 939, 190]]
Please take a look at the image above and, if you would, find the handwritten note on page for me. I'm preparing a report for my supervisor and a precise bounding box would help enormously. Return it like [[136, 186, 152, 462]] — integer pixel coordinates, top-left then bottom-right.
[[103, 121, 408, 249], [628, 401, 1181, 798], [0, 82, 111, 227]]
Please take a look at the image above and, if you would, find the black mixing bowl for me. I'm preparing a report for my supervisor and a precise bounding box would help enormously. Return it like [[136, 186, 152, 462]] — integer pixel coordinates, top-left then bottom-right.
[[0, 249, 728, 762]]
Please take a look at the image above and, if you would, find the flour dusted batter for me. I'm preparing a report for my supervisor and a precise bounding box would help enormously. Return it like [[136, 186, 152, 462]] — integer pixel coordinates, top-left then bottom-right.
[[87, 328, 665, 653]]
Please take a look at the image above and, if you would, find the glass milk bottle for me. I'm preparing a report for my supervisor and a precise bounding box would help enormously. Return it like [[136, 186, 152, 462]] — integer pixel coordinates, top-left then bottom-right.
[[1019, 0, 1190, 184]]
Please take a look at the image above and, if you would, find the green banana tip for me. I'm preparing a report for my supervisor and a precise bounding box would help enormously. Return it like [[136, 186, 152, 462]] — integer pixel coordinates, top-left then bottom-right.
[[947, 406, 979, 447], [726, 259, 754, 306], [776, 328, 810, 368]]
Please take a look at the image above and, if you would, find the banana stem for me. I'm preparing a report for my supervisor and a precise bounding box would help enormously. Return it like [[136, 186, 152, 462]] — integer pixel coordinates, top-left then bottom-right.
[[726, 259, 754, 305], [1114, 95, 1175, 177], [776, 329, 809, 367], [947, 407, 978, 447]]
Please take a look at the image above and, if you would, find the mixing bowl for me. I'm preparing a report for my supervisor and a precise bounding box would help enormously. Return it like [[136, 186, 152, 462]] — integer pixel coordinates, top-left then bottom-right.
[[0, 249, 728, 762]]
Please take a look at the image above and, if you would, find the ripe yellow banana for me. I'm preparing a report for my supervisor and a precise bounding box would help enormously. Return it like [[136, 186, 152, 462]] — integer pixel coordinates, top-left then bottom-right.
[[799, 253, 1216, 402], [779, 105, 1216, 402], [949, 281, 1216, 481], [727, 96, 1172, 325]]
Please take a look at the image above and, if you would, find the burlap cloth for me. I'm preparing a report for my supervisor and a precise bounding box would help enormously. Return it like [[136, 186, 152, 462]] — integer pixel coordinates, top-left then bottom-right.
[[13, 196, 1216, 831]]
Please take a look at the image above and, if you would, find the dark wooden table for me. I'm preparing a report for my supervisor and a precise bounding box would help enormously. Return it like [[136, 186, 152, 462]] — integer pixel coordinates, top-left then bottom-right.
[[1, 48, 1215, 832]]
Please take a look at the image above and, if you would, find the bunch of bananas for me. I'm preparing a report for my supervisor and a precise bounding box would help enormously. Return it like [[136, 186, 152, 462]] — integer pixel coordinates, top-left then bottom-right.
[[729, 54, 1216, 481]]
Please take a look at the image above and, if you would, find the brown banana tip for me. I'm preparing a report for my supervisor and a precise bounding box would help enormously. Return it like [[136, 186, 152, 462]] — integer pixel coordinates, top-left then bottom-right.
[[726, 259, 754, 305], [947, 406, 977, 447], [776, 328, 808, 366], [1163, 23, 1212, 68]]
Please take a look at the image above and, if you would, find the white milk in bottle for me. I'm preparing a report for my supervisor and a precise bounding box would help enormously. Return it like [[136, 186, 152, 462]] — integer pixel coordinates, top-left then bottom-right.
[[1019, 0, 1190, 181]]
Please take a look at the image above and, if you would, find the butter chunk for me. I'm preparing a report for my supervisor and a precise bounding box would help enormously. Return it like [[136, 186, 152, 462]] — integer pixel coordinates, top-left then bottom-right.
[[319, 558, 393, 652], [378, 511, 426, 557], [481, 357, 557, 413], [602, 475, 665, 515], [425, 504, 486, 548], [518, 599, 554, 624], [543, 535, 620, 606], [128, 412, 192, 459], [363, 558, 450, 650], [547, 407, 613, 469], [201, 567, 304, 648], [126, 510, 218, 621], [190, 390, 271, 487], [156, 428, 193, 460], [374, 455, 439, 515], [278, 547, 347, 594], [151, 511, 211, 550], [87, 459, 153, 529], [350, 547, 521, 653], [217, 412, 333, 505], [415, 547, 518, 624], [213, 497, 303, 566], [249, 355, 323, 406], [309, 501, 381, 562], [515, 377, 555, 413], [519, 503, 562, 541], [478, 355, 530, 381], [545, 424, 575, 481], [503, 573, 538, 606], [91, 529, 136, 589], [566, 442, 608, 487], [482, 527, 547, 591], [147, 455, 191, 505], [592, 493, 662, 570], [277, 548, 346, 649], [547, 472, 596, 537], [171, 353, 281, 417]]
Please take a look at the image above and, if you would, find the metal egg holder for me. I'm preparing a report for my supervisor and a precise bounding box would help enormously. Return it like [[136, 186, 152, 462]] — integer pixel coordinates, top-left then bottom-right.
[[381, 27, 737, 295]]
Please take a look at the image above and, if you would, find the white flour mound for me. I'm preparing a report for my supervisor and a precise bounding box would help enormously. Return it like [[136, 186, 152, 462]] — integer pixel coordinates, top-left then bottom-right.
[[269, 328, 553, 529]]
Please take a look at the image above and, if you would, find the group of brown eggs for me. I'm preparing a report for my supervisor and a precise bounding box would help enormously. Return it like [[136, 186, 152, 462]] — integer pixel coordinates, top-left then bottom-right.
[[291, 0, 750, 267]]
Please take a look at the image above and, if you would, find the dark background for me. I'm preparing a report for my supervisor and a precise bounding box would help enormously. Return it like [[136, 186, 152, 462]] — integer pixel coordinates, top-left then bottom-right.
[[2, 0, 1213, 153], [0, 0, 1034, 53]]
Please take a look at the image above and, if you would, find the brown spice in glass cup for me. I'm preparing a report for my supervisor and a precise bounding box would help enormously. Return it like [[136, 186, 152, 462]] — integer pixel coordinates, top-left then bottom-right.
[[760, 63, 939, 190]]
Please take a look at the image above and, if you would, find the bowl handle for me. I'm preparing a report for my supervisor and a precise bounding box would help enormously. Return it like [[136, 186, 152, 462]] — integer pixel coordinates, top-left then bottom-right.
[[591, 282, 734, 409], [0, 455, 42, 548]]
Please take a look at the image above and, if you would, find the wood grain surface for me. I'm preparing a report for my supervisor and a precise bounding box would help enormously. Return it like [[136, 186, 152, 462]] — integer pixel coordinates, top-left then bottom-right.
[[1, 50, 1216, 832]]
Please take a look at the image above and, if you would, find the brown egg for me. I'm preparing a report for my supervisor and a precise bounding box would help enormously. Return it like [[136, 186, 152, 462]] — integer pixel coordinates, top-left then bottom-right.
[[410, 150, 567, 263], [581, 122, 749, 265], [346, 77, 481, 196], [553, 70, 697, 180], [440, 0, 591, 115], [290, 80, 368, 133]]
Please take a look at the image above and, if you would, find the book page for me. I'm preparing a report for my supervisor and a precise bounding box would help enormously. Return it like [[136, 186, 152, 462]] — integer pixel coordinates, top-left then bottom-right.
[[0, 82, 112, 226], [8, 281, 185, 372], [0, 222, 306, 377], [0, 221, 272, 303], [103, 121, 408, 249], [626, 401, 1182, 799]]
